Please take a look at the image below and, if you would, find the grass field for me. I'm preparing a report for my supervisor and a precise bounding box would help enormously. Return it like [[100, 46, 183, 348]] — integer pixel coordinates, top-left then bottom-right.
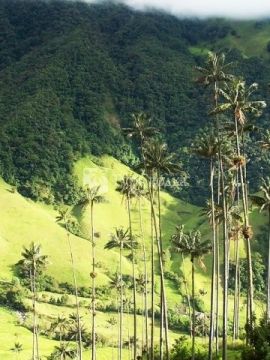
[[0, 155, 267, 358], [189, 20, 270, 58]]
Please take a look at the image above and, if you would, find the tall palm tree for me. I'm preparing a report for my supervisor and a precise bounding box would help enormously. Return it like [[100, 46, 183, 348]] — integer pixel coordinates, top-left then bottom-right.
[[105, 227, 136, 360], [124, 112, 158, 360], [213, 79, 266, 329], [21, 242, 48, 360], [250, 177, 270, 321], [143, 138, 180, 360], [80, 185, 104, 360], [171, 227, 211, 360], [116, 176, 138, 360], [134, 178, 150, 357], [196, 51, 233, 360], [56, 208, 83, 360], [193, 131, 219, 357], [196, 51, 233, 92]]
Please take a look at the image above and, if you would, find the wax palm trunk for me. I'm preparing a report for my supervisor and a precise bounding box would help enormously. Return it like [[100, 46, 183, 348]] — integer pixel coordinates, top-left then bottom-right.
[[267, 209, 270, 321], [90, 202, 96, 360], [149, 177, 170, 360], [233, 232, 240, 341], [138, 197, 149, 357], [233, 171, 241, 340], [181, 252, 192, 337], [66, 232, 83, 360], [31, 266, 40, 360], [30, 268, 37, 360], [213, 82, 230, 360], [150, 181, 155, 360], [214, 87, 229, 360], [234, 118, 254, 328], [220, 158, 229, 360], [191, 257, 195, 360], [127, 196, 137, 360], [208, 158, 217, 360], [157, 174, 165, 359], [120, 239, 123, 360]]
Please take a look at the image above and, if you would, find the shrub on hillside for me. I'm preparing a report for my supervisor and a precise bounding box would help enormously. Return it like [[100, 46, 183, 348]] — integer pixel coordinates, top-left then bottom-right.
[[170, 336, 208, 360], [0, 278, 26, 311], [241, 315, 270, 359]]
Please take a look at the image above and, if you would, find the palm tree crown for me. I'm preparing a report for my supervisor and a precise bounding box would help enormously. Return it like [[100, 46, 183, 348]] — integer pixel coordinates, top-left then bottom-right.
[[105, 227, 138, 251], [116, 175, 137, 200], [212, 79, 266, 124], [143, 138, 180, 176], [21, 242, 48, 274], [123, 112, 158, 144], [79, 185, 104, 207], [196, 51, 233, 86], [171, 227, 211, 261]]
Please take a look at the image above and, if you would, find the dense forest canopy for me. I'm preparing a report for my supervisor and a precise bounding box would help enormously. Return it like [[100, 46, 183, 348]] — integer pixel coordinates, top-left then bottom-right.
[[0, 0, 270, 204]]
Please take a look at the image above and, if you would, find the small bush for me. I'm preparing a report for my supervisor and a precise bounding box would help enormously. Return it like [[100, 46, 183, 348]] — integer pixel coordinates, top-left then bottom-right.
[[170, 336, 208, 360], [0, 278, 26, 311]]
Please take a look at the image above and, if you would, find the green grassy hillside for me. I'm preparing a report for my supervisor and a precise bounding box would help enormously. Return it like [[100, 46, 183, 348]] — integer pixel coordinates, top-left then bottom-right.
[[0, 155, 266, 358], [0, 155, 204, 358]]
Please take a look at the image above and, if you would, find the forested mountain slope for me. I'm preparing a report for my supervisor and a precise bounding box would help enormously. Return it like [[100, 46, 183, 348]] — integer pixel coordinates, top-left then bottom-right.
[[0, 0, 270, 205]]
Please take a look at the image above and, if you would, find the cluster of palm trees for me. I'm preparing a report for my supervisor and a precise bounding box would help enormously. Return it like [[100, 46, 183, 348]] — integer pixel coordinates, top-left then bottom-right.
[[195, 51, 267, 359], [17, 51, 270, 360], [20, 242, 48, 360]]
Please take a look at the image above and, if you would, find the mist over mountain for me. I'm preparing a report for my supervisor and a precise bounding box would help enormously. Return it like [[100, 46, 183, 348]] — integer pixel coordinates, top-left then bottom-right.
[[82, 0, 270, 19]]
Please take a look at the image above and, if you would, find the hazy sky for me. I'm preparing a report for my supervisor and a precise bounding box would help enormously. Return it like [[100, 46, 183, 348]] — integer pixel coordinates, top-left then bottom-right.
[[84, 0, 270, 19]]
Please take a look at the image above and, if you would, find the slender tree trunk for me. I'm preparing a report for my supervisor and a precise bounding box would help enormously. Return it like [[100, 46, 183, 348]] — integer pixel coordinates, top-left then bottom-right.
[[157, 174, 164, 359], [191, 257, 195, 360], [90, 202, 96, 360], [234, 170, 241, 340], [215, 224, 220, 357], [33, 266, 39, 360], [150, 178, 155, 360], [215, 86, 221, 358], [267, 209, 270, 322], [120, 241, 123, 360], [214, 81, 229, 360], [127, 301, 131, 360], [209, 158, 217, 360], [30, 269, 36, 360], [149, 177, 169, 360], [233, 231, 240, 341], [237, 252, 241, 339], [220, 158, 229, 360], [181, 253, 192, 337], [127, 196, 137, 360], [138, 197, 149, 358], [234, 118, 254, 331], [67, 232, 83, 360], [117, 290, 120, 360]]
